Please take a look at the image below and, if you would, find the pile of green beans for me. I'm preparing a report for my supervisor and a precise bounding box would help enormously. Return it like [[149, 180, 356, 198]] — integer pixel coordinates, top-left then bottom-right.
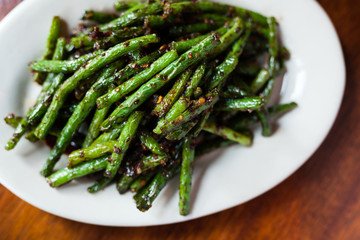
[[4, 0, 297, 216]]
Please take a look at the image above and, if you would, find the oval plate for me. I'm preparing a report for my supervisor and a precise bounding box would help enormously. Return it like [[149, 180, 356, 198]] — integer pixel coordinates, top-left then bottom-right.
[[0, 0, 345, 226]]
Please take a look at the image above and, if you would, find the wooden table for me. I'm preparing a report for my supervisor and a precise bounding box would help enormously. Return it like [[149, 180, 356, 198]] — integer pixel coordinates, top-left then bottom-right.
[[1, 0, 359, 239]]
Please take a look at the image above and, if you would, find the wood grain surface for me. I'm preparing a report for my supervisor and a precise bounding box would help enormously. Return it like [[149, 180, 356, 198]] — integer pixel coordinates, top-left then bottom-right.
[[1, 0, 359, 239]]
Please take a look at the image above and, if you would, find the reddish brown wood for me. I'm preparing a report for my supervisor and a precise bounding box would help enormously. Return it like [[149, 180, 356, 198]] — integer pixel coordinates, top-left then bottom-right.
[[1, 0, 360, 239]]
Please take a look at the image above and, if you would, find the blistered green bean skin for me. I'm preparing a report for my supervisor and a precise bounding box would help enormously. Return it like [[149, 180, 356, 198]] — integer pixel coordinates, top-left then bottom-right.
[[68, 141, 116, 167], [100, 34, 221, 131], [29, 50, 104, 73], [47, 156, 109, 187], [217, 97, 264, 112], [35, 34, 159, 141], [116, 175, 135, 194], [166, 119, 198, 141], [33, 16, 61, 84], [185, 64, 206, 98], [179, 136, 195, 215], [105, 111, 144, 178]]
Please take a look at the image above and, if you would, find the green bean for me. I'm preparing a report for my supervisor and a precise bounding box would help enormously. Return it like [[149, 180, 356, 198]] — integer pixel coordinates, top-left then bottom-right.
[[250, 68, 270, 93], [228, 102, 298, 131], [47, 156, 109, 187], [163, 1, 267, 25], [29, 50, 103, 73], [208, 22, 252, 90], [139, 131, 164, 155], [65, 27, 145, 52], [190, 111, 210, 137], [179, 136, 195, 215], [33, 16, 61, 84], [159, 89, 220, 135], [165, 119, 198, 141], [222, 85, 249, 98], [111, 49, 165, 85], [4, 114, 22, 128], [184, 63, 206, 98], [208, 18, 244, 58], [267, 17, 278, 77], [116, 175, 135, 194], [203, 121, 252, 146], [153, 95, 191, 135], [82, 10, 117, 24], [134, 162, 180, 212], [105, 111, 144, 178], [130, 170, 156, 193], [135, 154, 168, 174], [217, 97, 264, 112], [68, 140, 116, 167], [262, 79, 274, 105], [88, 177, 113, 193], [99, 3, 163, 32]]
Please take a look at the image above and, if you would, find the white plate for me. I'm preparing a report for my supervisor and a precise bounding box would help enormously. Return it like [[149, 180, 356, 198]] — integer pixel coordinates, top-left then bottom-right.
[[0, 0, 345, 226]]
